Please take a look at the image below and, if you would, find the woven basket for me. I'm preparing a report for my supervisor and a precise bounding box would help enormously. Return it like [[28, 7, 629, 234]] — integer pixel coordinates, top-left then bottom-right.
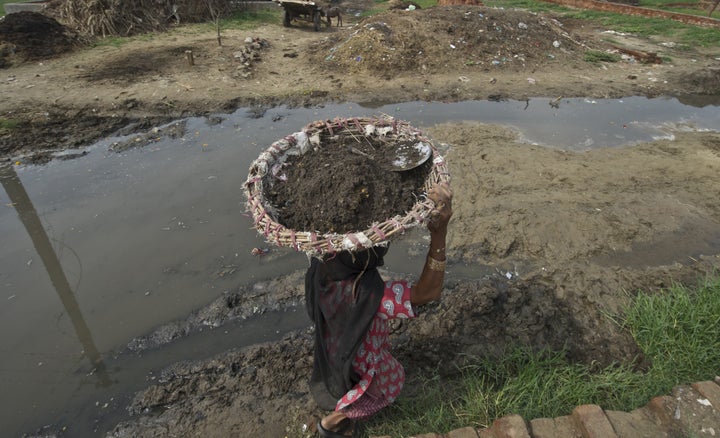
[[244, 116, 450, 256]]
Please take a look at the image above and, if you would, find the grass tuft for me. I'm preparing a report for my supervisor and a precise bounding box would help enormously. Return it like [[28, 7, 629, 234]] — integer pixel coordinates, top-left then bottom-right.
[[584, 50, 622, 63], [0, 118, 19, 132]]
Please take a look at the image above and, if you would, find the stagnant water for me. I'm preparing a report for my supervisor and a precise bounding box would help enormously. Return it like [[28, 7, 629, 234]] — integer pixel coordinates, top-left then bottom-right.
[[1, 97, 719, 437]]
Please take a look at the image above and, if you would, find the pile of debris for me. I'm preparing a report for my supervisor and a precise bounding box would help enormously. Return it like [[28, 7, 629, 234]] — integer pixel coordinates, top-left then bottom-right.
[[311, 6, 589, 75], [0, 11, 81, 67], [233, 37, 271, 79]]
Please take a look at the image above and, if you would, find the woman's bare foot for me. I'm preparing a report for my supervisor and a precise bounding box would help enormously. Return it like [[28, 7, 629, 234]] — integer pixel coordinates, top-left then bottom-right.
[[318, 411, 355, 437]]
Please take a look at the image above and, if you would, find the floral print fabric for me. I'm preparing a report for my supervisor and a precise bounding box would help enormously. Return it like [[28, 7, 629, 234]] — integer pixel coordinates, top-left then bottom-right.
[[335, 280, 415, 418]]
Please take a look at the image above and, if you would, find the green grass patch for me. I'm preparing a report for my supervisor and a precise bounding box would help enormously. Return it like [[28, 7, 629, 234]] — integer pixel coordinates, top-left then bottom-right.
[[624, 278, 720, 393], [365, 275, 720, 437], [0, 0, 26, 17], [216, 8, 282, 31], [484, 0, 720, 47], [0, 118, 19, 132], [359, 0, 438, 18], [483, 0, 572, 13], [638, 0, 711, 16], [584, 49, 621, 63], [413, 0, 440, 8], [567, 9, 720, 46]]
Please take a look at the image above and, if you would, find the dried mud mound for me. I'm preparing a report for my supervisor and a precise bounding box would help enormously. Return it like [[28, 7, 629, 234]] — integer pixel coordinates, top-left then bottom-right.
[[0, 11, 80, 67], [310, 6, 591, 75]]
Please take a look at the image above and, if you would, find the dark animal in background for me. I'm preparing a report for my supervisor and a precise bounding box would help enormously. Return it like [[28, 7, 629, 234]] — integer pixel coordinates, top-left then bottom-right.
[[325, 7, 342, 26]]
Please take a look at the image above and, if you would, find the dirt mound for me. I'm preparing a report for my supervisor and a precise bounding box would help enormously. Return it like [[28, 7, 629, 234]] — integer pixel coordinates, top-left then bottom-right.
[[310, 6, 591, 76], [0, 11, 80, 66]]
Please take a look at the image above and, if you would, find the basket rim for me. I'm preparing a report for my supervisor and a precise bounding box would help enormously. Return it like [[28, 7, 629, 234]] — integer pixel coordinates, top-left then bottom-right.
[[244, 116, 450, 256]]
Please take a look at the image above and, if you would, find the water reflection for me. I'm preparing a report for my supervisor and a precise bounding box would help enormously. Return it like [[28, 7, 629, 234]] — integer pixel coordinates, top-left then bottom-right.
[[0, 165, 111, 387]]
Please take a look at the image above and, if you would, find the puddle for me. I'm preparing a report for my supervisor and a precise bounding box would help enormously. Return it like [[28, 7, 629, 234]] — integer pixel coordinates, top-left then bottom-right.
[[592, 217, 720, 268], [1, 97, 719, 436]]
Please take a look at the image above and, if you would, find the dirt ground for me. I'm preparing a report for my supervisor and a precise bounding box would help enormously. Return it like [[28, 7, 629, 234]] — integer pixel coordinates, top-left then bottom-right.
[[3, 3, 720, 438]]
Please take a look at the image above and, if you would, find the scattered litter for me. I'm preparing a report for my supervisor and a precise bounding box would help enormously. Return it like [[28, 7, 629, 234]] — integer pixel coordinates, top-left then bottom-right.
[[602, 30, 630, 36], [697, 398, 713, 407], [505, 272, 513, 279], [458, 76, 469, 82], [450, 44, 456, 49], [518, 22, 528, 29], [527, 77, 536, 84], [552, 40, 560, 48], [251, 247, 269, 256]]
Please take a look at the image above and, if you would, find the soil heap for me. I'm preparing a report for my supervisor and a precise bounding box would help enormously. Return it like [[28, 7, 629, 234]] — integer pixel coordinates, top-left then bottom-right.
[[0, 11, 80, 67], [266, 134, 432, 233]]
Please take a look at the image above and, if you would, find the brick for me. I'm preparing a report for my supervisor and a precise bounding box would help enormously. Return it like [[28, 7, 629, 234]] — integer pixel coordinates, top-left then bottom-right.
[[572, 404, 618, 438], [478, 428, 494, 438], [446, 426, 480, 438], [489, 414, 530, 438], [553, 415, 584, 437], [604, 408, 668, 438], [529, 418, 555, 438], [646, 395, 675, 426], [530, 416, 582, 438], [692, 380, 720, 412]]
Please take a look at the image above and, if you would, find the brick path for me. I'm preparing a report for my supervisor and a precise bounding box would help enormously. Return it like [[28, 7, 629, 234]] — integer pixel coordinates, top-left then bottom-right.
[[372, 376, 720, 438]]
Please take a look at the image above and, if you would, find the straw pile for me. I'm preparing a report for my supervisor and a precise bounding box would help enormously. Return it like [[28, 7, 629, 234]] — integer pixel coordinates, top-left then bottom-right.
[[49, 0, 231, 37]]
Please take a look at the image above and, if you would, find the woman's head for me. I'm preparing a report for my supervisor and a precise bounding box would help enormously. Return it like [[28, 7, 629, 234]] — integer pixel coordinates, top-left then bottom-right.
[[319, 246, 389, 281]]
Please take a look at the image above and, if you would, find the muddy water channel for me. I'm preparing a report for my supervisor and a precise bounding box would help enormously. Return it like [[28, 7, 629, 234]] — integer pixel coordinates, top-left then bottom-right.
[[1, 97, 718, 437]]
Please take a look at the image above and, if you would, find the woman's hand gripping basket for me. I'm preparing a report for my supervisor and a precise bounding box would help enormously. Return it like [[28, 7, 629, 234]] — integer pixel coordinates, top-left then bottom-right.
[[244, 116, 450, 256]]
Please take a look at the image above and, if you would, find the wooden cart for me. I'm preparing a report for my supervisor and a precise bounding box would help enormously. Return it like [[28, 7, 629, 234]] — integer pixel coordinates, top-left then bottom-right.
[[275, 0, 325, 31]]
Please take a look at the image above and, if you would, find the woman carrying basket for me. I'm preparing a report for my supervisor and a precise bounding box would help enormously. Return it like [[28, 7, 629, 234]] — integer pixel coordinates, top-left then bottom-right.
[[306, 182, 453, 437]]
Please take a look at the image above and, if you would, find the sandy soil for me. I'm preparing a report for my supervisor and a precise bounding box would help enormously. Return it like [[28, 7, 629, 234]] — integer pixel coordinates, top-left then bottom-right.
[[3, 3, 720, 438]]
